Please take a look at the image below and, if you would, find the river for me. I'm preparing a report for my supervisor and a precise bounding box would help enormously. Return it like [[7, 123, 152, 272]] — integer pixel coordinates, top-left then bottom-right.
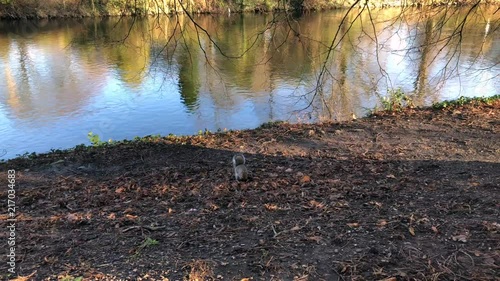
[[0, 7, 498, 159]]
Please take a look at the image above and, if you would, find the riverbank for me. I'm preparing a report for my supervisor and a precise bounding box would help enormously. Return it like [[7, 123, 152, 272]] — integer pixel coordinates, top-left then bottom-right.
[[0, 0, 499, 19], [1, 98, 498, 280]]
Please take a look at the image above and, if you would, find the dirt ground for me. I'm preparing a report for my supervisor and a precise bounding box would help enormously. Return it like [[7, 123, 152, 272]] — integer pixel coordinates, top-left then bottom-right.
[[1, 101, 499, 281]]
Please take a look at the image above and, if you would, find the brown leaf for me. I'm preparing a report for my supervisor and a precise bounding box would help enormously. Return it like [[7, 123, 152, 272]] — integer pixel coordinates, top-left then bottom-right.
[[264, 203, 278, 211], [408, 226, 415, 236], [309, 200, 325, 209], [451, 234, 468, 243], [66, 213, 79, 223], [307, 236, 322, 243], [431, 226, 439, 234], [347, 222, 359, 228], [482, 221, 500, 232], [378, 277, 397, 281], [377, 219, 388, 227], [300, 175, 311, 183]]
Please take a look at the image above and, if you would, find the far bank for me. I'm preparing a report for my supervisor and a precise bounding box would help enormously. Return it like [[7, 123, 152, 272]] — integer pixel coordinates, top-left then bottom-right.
[[1, 0, 499, 19]]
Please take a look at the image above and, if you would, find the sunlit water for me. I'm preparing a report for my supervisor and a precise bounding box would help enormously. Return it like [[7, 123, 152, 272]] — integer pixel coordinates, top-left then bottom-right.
[[0, 7, 498, 159]]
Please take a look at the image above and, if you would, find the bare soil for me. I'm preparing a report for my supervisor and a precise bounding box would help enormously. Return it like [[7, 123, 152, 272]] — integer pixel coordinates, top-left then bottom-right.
[[1, 101, 499, 281]]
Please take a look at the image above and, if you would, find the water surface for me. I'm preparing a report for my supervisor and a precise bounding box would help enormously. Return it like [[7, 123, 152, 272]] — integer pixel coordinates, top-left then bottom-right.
[[0, 7, 498, 159]]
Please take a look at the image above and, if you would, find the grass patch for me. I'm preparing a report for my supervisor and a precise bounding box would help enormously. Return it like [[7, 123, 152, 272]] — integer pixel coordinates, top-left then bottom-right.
[[131, 237, 159, 258], [432, 95, 500, 109], [258, 120, 287, 129]]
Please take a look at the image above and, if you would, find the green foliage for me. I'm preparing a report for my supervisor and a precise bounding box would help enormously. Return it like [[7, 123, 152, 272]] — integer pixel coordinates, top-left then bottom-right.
[[131, 237, 159, 258], [74, 144, 88, 152], [197, 128, 212, 136], [60, 276, 83, 281], [17, 151, 37, 159], [259, 120, 286, 129], [87, 132, 113, 146], [142, 237, 159, 247], [87, 131, 105, 146], [379, 88, 413, 112], [432, 95, 499, 109]]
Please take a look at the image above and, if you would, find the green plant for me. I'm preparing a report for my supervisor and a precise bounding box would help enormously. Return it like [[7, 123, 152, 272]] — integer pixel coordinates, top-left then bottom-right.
[[74, 144, 88, 152], [131, 237, 159, 258], [87, 132, 113, 146], [60, 275, 83, 281], [197, 129, 212, 136], [17, 151, 37, 159], [379, 88, 413, 112], [142, 237, 159, 247], [259, 120, 286, 129], [87, 131, 103, 146], [432, 95, 499, 109]]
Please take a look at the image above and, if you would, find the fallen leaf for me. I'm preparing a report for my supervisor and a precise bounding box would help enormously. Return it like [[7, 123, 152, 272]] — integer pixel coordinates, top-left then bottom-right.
[[66, 213, 79, 223], [264, 203, 278, 211], [377, 219, 388, 227], [378, 277, 397, 281], [482, 221, 500, 232], [408, 226, 415, 236], [431, 226, 439, 234], [307, 236, 322, 243], [290, 225, 300, 231], [245, 216, 259, 222], [451, 234, 468, 242], [300, 175, 311, 183], [309, 200, 325, 209], [347, 222, 359, 228]]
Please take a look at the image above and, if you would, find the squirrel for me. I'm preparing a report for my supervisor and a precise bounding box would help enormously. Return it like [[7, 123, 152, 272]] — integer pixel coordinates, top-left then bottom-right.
[[232, 153, 248, 181]]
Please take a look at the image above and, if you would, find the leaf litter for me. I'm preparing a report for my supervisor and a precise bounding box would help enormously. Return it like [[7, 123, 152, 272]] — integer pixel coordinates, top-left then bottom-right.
[[0, 101, 499, 280]]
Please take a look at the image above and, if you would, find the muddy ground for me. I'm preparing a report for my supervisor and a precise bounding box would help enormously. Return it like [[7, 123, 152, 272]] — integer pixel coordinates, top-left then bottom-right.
[[1, 101, 499, 281]]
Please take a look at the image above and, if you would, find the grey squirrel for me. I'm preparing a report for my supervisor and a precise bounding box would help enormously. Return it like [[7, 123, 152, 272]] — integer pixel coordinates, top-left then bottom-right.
[[232, 153, 248, 181]]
